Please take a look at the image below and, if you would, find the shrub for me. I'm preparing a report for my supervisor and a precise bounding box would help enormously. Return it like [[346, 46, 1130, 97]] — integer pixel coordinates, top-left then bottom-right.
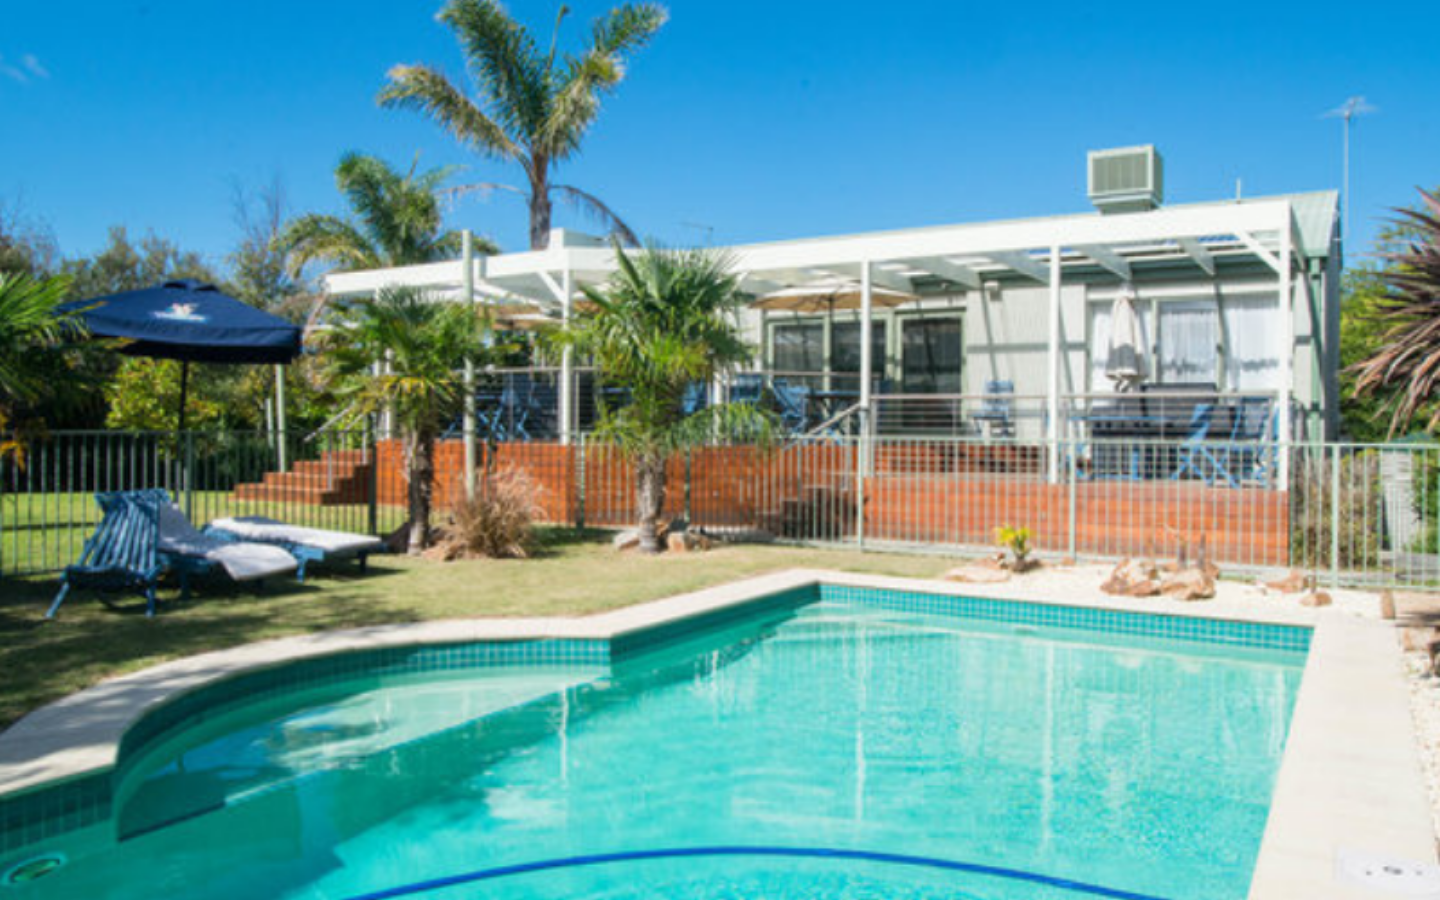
[[441, 468, 543, 559], [1289, 450, 1383, 570], [994, 524, 1034, 570]]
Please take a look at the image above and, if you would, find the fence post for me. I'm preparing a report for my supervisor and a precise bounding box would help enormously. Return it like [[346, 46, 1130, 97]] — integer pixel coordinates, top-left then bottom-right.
[[184, 430, 196, 521], [683, 448, 692, 523], [1330, 443, 1341, 589], [1067, 439, 1077, 561], [575, 434, 586, 532], [854, 436, 865, 549]]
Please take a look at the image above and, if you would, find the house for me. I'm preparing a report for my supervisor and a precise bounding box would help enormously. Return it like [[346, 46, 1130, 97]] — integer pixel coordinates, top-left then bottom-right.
[[325, 146, 1342, 460]]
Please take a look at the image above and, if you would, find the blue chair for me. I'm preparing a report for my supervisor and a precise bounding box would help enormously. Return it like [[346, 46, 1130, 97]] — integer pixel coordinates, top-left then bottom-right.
[[728, 373, 765, 406], [1170, 404, 1230, 485], [972, 380, 1016, 438], [771, 380, 812, 434], [48, 491, 164, 618], [681, 381, 709, 417], [1230, 397, 1279, 487]]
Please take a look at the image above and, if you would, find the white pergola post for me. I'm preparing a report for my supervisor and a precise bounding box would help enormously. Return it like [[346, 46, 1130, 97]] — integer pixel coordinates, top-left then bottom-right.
[[1277, 211, 1294, 485], [461, 231, 477, 498], [860, 260, 874, 409], [559, 264, 574, 445], [274, 364, 287, 472], [1047, 244, 1062, 482]]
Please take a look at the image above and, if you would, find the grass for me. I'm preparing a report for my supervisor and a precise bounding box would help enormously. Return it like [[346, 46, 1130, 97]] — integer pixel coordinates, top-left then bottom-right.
[[0, 529, 951, 731]]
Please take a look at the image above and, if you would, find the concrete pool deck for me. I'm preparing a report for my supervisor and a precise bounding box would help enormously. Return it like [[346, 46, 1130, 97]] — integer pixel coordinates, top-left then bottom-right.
[[0, 567, 1431, 899]]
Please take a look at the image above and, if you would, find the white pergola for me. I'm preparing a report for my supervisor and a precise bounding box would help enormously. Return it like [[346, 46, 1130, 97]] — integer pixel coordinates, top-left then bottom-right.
[[327, 198, 1311, 481]]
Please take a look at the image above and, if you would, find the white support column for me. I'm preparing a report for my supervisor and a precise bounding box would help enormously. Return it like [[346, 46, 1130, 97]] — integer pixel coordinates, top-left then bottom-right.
[[860, 260, 874, 409], [1047, 244, 1062, 482], [1277, 213, 1294, 485], [461, 231, 477, 499], [559, 264, 574, 445]]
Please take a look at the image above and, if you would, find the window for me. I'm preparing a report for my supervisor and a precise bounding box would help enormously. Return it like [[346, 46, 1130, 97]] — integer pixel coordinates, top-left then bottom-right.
[[901, 317, 962, 393], [1156, 300, 1218, 386], [771, 322, 824, 377], [1219, 295, 1281, 390], [832, 320, 887, 391]]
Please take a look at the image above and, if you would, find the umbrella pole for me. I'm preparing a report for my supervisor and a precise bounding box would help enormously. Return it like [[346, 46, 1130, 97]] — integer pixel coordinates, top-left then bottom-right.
[[177, 360, 190, 434]]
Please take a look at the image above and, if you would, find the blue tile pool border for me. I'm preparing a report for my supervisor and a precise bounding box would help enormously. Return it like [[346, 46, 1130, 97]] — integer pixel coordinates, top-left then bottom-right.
[[0, 577, 1314, 860]]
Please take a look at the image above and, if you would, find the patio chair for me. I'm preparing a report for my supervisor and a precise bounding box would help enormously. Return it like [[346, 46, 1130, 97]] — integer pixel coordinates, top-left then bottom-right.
[[681, 381, 709, 417], [48, 491, 165, 618], [1229, 397, 1279, 487], [971, 380, 1016, 438], [728, 373, 765, 406], [202, 517, 385, 581], [1169, 404, 1232, 486], [770, 380, 812, 434]]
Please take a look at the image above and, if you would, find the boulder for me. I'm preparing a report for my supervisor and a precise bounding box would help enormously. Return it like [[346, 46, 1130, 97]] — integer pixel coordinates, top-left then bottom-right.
[[1262, 569, 1311, 594], [943, 560, 1011, 584], [1297, 590, 1333, 608], [666, 530, 712, 554], [1159, 567, 1215, 602], [612, 530, 641, 552], [1101, 558, 1161, 597]]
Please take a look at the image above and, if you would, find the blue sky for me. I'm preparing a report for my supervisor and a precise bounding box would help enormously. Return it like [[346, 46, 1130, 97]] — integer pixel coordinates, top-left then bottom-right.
[[3, 1, 1435, 273]]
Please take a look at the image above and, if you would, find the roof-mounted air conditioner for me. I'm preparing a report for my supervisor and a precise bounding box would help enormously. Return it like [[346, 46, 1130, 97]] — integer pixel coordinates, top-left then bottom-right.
[[1088, 145, 1163, 214]]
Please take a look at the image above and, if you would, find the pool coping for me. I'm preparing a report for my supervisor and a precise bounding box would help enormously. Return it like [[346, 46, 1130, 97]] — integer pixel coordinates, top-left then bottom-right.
[[0, 568, 1430, 899]]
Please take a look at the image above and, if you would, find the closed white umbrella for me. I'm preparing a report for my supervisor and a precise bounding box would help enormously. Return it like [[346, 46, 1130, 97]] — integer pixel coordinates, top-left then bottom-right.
[[1105, 284, 1146, 391]]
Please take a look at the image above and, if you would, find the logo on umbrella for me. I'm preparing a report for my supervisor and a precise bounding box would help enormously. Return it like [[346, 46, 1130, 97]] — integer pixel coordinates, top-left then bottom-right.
[[153, 303, 208, 323]]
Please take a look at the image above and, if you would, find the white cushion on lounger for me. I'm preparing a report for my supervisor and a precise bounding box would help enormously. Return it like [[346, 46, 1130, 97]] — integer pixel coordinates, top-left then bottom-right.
[[209, 516, 384, 556], [158, 504, 297, 581]]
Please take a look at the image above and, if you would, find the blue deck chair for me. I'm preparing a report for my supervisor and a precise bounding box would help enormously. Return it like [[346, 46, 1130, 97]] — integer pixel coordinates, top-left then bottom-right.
[[49, 491, 164, 618], [728, 373, 765, 406], [1170, 404, 1230, 485], [770, 380, 812, 434], [1230, 397, 1279, 487], [971, 380, 1016, 438], [681, 381, 709, 417]]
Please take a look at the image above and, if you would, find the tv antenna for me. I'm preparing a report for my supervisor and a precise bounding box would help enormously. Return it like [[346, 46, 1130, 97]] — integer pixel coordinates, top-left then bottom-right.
[[1323, 95, 1377, 243]]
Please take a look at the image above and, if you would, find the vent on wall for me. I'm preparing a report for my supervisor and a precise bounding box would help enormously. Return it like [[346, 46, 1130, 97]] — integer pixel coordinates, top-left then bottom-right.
[[1088, 145, 1163, 214]]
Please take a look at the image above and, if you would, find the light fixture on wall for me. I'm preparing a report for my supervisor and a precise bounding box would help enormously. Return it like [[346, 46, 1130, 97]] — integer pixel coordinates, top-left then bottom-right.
[[984, 282, 1003, 303]]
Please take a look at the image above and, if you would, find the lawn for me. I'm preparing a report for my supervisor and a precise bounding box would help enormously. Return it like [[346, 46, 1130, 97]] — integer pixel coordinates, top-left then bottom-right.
[[0, 530, 951, 732]]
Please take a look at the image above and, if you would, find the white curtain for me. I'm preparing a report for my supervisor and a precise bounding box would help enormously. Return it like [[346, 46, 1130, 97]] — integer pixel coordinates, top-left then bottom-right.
[[1220, 294, 1281, 390], [1156, 301, 1219, 385]]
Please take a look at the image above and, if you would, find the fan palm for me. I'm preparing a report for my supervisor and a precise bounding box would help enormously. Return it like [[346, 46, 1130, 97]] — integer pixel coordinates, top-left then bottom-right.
[[1350, 188, 1440, 435], [559, 244, 773, 553], [278, 152, 496, 276], [379, 0, 666, 250], [0, 272, 83, 463], [317, 286, 493, 553]]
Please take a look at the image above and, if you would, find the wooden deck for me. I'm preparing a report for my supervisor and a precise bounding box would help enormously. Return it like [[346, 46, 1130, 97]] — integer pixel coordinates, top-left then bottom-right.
[[361, 440, 1292, 567]]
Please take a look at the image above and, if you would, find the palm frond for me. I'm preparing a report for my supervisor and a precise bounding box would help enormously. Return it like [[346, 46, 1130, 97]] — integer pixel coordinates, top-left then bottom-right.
[[0, 272, 79, 405], [379, 63, 522, 161], [437, 0, 548, 141], [552, 184, 640, 246], [275, 214, 380, 275]]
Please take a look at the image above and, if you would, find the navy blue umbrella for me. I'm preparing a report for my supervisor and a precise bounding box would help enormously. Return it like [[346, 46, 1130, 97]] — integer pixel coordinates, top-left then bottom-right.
[[64, 279, 303, 431]]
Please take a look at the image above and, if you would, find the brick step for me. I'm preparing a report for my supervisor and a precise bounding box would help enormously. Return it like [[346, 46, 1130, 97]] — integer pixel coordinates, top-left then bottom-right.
[[292, 459, 371, 477], [233, 482, 371, 505]]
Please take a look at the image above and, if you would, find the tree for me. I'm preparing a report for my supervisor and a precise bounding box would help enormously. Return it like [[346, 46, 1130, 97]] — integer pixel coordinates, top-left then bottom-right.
[[1348, 188, 1440, 436], [277, 153, 495, 281], [316, 286, 492, 553], [62, 226, 218, 301], [559, 244, 771, 553], [0, 199, 59, 278], [229, 176, 305, 316], [379, 0, 666, 250], [0, 272, 85, 461]]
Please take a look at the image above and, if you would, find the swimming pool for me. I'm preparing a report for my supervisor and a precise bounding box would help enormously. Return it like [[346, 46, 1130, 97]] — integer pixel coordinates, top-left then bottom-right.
[[2, 586, 1308, 900]]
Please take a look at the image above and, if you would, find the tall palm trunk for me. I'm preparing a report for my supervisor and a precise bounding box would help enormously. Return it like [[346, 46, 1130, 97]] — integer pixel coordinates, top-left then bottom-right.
[[635, 453, 667, 553], [405, 427, 437, 554], [528, 173, 552, 250]]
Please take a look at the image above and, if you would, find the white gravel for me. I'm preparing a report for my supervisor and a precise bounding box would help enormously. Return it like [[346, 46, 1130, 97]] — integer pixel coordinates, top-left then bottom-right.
[[1404, 645, 1440, 841]]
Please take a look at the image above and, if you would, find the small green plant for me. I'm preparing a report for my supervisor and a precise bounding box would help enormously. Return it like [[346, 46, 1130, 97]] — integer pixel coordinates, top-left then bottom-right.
[[994, 524, 1034, 571]]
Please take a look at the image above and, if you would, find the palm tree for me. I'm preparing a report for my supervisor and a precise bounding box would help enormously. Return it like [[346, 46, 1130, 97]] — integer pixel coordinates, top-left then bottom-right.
[[317, 286, 492, 553], [0, 272, 82, 463], [1350, 188, 1440, 435], [559, 244, 772, 553], [278, 152, 497, 276], [379, 0, 666, 250]]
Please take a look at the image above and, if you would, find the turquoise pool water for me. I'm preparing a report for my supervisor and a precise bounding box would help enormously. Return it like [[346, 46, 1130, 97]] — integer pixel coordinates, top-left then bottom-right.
[[9, 597, 1306, 900]]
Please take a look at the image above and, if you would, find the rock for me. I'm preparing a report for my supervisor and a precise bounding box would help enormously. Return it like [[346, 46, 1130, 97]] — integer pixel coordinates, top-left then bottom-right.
[[666, 530, 711, 554], [612, 529, 641, 552], [942, 562, 1011, 584], [1262, 569, 1311, 594], [1380, 591, 1397, 620], [1159, 567, 1215, 602], [1298, 590, 1332, 608], [1101, 558, 1161, 597], [1402, 627, 1440, 654]]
